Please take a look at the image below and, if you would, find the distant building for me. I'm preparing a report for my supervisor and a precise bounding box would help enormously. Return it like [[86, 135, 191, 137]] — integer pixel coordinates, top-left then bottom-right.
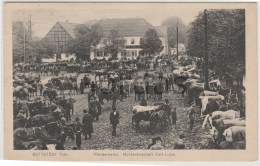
[[90, 18, 168, 60], [42, 20, 83, 58]]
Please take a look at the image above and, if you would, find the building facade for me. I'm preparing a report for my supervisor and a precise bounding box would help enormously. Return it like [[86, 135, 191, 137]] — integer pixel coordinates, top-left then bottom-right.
[[90, 18, 168, 60], [42, 21, 81, 58]]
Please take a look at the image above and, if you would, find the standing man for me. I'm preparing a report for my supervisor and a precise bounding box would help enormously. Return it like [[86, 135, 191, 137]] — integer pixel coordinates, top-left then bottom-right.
[[145, 82, 149, 99], [165, 75, 169, 93], [164, 99, 172, 124], [37, 81, 44, 96], [75, 117, 82, 149], [171, 107, 177, 129], [188, 103, 196, 132], [80, 79, 85, 94], [91, 81, 96, 94], [82, 110, 94, 140], [110, 108, 120, 136]]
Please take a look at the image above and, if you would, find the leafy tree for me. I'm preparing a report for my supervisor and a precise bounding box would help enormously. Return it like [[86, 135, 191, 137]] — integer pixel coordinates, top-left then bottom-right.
[[12, 21, 26, 63], [67, 24, 103, 61], [161, 16, 187, 48], [103, 29, 126, 58], [187, 9, 245, 76], [26, 40, 55, 62], [140, 28, 163, 57], [12, 21, 55, 63]]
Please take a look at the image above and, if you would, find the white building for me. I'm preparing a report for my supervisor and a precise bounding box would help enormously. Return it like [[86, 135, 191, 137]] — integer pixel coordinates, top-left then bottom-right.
[[90, 18, 168, 60], [60, 53, 77, 61]]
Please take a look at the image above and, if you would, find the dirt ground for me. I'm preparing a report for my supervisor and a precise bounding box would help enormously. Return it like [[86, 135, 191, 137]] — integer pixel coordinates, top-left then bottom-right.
[[60, 72, 212, 150]]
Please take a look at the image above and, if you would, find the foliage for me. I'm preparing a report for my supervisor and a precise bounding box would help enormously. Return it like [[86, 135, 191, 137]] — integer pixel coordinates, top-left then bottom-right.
[[140, 28, 163, 57], [161, 16, 187, 48], [186, 9, 245, 76], [67, 24, 103, 61], [26, 40, 56, 62], [12, 21, 26, 63], [12, 21, 55, 63], [103, 29, 126, 58]]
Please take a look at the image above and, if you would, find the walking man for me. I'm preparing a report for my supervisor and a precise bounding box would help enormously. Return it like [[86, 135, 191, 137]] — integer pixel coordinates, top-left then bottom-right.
[[110, 108, 120, 136]]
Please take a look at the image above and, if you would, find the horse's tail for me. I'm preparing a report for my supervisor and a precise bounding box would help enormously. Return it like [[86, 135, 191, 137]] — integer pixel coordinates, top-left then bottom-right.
[[202, 114, 209, 129]]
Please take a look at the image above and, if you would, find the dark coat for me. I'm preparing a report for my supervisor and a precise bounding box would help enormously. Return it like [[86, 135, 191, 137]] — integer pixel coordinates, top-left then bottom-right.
[[110, 111, 120, 125], [82, 113, 94, 134]]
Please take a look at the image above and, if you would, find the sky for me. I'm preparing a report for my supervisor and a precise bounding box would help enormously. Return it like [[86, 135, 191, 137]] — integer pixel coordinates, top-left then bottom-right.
[[12, 3, 205, 39]]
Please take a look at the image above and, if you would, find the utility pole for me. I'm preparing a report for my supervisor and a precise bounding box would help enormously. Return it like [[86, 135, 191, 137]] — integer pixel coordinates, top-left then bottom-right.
[[28, 15, 32, 41], [23, 22, 26, 64], [204, 9, 210, 90], [176, 21, 179, 58]]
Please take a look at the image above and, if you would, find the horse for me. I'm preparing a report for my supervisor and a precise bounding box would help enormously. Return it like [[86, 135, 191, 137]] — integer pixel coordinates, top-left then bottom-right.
[[209, 118, 245, 146], [202, 110, 241, 129], [31, 111, 61, 127], [149, 109, 169, 132]]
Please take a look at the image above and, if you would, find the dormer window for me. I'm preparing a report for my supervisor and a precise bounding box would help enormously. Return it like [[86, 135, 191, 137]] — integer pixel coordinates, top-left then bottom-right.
[[131, 38, 135, 44]]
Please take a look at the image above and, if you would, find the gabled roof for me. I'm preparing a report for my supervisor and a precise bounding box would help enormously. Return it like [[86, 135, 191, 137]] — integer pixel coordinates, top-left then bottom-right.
[[95, 18, 166, 38], [57, 21, 83, 38]]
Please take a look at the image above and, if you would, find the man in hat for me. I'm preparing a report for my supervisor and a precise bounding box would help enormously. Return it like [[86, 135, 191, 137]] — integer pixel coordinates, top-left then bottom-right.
[[174, 134, 185, 149], [91, 81, 96, 94], [82, 110, 94, 140], [110, 108, 120, 136], [149, 137, 164, 150]]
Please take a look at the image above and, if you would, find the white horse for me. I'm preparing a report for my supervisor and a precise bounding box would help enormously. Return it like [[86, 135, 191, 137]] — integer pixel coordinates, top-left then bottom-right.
[[202, 110, 240, 129]]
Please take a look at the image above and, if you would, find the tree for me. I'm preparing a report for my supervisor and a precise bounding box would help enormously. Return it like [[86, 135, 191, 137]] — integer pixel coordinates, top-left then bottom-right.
[[161, 16, 187, 48], [103, 29, 126, 58], [140, 28, 163, 57], [26, 40, 55, 62], [67, 24, 103, 61], [187, 9, 245, 76], [12, 21, 26, 63]]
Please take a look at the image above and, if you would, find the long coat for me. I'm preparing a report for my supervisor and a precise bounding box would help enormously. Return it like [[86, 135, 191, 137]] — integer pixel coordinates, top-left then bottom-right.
[[82, 113, 94, 135]]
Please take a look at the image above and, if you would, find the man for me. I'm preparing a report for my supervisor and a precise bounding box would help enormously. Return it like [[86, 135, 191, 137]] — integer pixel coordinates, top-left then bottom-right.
[[164, 99, 172, 124], [174, 134, 185, 149], [83, 74, 89, 88], [165, 75, 169, 93], [149, 137, 164, 150], [158, 69, 163, 81], [188, 103, 196, 131], [140, 96, 148, 106], [144, 70, 149, 81], [171, 107, 177, 129], [37, 81, 44, 96], [91, 81, 96, 93], [82, 110, 94, 140], [110, 108, 120, 136], [139, 82, 145, 101], [145, 82, 149, 99], [80, 79, 85, 94], [75, 117, 82, 149]]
